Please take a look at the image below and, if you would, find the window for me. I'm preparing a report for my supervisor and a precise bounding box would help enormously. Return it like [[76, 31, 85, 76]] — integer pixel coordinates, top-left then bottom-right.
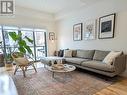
[[21, 30, 34, 46], [0, 31, 2, 41], [0, 25, 47, 62], [35, 31, 46, 60], [0, 29, 3, 53], [0, 30, 3, 43], [35, 32, 45, 46], [2, 26, 19, 57], [3, 30, 18, 46]]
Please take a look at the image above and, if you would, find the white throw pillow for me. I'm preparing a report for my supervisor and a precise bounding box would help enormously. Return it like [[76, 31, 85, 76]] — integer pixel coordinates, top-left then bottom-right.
[[103, 51, 122, 65], [64, 50, 72, 57]]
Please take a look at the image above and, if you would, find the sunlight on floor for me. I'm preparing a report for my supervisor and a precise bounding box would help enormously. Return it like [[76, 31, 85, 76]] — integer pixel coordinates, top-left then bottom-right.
[[0, 62, 44, 73]]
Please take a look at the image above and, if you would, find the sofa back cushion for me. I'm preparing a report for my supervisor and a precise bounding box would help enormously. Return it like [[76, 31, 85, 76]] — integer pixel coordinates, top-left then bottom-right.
[[76, 50, 95, 59], [93, 50, 110, 61]]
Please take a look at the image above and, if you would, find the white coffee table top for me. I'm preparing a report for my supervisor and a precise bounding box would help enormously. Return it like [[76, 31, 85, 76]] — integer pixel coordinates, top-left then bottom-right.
[[47, 64, 76, 73]]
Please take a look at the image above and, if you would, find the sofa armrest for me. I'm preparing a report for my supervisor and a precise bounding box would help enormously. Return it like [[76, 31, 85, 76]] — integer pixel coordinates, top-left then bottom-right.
[[113, 55, 126, 74]]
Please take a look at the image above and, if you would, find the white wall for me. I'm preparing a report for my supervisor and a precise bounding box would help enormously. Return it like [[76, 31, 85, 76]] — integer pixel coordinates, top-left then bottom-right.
[[0, 6, 56, 56], [56, 0, 127, 52], [56, 12, 127, 52], [56, 0, 127, 76]]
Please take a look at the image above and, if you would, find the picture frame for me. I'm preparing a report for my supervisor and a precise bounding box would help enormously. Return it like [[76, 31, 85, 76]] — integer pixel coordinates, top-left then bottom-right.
[[84, 19, 97, 40], [49, 32, 55, 40], [73, 23, 82, 41], [98, 13, 116, 39]]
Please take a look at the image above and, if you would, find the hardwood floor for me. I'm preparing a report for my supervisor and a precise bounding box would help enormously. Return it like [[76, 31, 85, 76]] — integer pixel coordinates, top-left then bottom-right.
[[94, 77, 127, 95]]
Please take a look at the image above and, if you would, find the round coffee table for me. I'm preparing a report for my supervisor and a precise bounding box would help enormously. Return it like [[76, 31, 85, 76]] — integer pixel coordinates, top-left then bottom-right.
[[47, 64, 76, 78]]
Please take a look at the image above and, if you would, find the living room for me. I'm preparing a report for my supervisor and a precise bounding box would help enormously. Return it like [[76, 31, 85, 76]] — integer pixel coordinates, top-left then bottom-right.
[[0, 0, 127, 95]]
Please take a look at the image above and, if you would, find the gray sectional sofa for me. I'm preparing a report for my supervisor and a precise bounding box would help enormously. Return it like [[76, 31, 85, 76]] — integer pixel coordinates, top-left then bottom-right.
[[42, 50, 126, 77]]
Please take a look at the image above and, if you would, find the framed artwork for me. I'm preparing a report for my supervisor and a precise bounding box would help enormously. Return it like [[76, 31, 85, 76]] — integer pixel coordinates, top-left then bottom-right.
[[49, 32, 55, 40], [73, 23, 82, 41], [84, 19, 97, 40], [98, 13, 116, 39]]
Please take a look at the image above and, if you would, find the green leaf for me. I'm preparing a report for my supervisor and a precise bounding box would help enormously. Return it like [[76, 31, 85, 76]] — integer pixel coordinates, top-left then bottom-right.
[[9, 32, 18, 41], [18, 40, 26, 46], [9, 31, 33, 55], [17, 32, 22, 40], [18, 46, 26, 54], [24, 46, 33, 55], [25, 36, 33, 44]]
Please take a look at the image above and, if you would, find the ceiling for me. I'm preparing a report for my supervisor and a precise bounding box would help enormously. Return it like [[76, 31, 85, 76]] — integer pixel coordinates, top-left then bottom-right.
[[16, 0, 103, 14]]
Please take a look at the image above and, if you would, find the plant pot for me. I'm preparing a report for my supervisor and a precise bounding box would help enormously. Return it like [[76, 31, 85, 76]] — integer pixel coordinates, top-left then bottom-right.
[[5, 62, 13, 71], [5, 63, 13, 67], [0, 53, 4, 67]]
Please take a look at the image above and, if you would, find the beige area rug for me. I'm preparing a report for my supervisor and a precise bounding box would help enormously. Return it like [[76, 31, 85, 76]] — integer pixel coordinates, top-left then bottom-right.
[[8, 67, 120, 95]]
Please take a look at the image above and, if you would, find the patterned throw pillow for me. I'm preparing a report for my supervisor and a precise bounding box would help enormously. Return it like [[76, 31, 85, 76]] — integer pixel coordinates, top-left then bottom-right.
[[64, 50, 72, 57]]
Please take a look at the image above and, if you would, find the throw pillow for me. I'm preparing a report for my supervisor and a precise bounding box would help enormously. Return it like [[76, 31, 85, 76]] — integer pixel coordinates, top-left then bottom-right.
[[72, 50, 77, 57], [58, 50, 64, 57], [103, 51, 122, 65], [64, 50, 72, 57]]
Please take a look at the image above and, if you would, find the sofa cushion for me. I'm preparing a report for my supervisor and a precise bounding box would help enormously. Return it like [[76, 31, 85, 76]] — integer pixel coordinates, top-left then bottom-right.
[[103, 51, 122, 65], [65, 58, 89, 65], [58, 50, 64, 57], [72, 50, 77, 57], [81, 61, 115, 72], [93, 50, 110, 61], [76, 50, 95, 59], [64, 50, 72, 57]]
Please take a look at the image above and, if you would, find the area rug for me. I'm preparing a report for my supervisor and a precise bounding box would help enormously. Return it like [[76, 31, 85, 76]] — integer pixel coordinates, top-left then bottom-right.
[[9, 68, 119, 95]]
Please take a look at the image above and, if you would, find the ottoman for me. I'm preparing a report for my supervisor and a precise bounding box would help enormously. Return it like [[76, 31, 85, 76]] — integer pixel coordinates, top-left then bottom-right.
[[41, 56, 65, 68]]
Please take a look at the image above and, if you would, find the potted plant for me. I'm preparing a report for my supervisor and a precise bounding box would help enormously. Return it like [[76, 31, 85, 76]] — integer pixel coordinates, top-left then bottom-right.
[[5, 31, 33, 68]]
